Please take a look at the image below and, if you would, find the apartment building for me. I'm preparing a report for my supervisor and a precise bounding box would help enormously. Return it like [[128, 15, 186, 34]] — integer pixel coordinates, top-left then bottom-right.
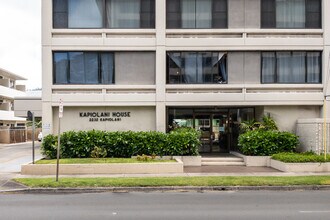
[[0, 68, 26, 143], [42, 0, 330, 153]]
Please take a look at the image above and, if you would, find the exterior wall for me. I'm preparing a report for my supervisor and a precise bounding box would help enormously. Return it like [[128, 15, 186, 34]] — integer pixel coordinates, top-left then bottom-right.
[[228, 0, 260, 28], [228, 52, 244, 83], [52, 106, 156, 134], [296, 119, 330, 153], [42, 0, 330, 141], [228, 52, 260, 84], [115, 52, 155, 85], [264, 106, 320, 133], [14, 98, 42, 118]]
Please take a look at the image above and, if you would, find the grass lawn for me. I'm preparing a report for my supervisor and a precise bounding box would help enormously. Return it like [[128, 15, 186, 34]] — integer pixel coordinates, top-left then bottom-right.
[[15, 176, 330, 188], [36, 158, 176, 164], [272, 153, 330, 163]]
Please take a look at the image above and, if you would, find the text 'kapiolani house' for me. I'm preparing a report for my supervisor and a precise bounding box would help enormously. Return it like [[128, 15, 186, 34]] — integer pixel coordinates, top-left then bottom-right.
[[42, 0, 330, 154]]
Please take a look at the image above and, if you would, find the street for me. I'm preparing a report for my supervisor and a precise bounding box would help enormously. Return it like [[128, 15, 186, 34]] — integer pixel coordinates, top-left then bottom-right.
[[0, 142, 42, 190], [0, 191, 330, 220], [0, 142, 41, 173]]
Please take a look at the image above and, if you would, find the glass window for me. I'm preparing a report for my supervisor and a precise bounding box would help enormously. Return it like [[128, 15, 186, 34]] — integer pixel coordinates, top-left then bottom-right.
[[261, 52, 276, 83], [261, 51, 321, 83], [106, 0, 140, 28], [261, 0, 321, 28], [307, 52, 321, 83], [167, 52, 227, 84], [53, 0, 155, 29], [276, 0, 305, 28], [53, 0, 68, 28], [68, 0, 103, 28], [53, 52, 114, 84], [166, 0, 227, 29], [168, 108, 194, 131], [53, 53, 69, 84]]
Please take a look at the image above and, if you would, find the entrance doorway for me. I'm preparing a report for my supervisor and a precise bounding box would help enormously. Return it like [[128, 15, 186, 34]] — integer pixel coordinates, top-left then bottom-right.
[[167, 107, 254, 153]]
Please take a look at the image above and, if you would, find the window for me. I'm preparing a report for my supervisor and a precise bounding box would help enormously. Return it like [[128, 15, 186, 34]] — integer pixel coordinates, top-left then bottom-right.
[[53, 52, 114, 84], [261, 51, 321, 83], [166, 0, 227, 29], [53, 0, 155, 29], [261, 0, 321, 28], [167, 52, 227, 84]]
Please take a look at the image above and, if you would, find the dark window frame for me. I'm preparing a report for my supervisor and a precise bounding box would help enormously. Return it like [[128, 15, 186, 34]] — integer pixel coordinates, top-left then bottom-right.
[[260, 51, 322, 84], [53, 51, 115, 85], [166, 0, 228, 29], [260, 0, 322, 29], [166, 51, 228, 84], [53, 0, 156, 29]]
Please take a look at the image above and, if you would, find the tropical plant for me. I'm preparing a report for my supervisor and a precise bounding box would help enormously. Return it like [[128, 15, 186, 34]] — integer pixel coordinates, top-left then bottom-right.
[[240, 115, 278, 133]]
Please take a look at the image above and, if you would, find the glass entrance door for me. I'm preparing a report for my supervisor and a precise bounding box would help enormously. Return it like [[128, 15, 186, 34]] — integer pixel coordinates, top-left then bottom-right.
[[168, 107, 255, 154], [195, 112, 230, 153], [212, 113, 229, 153], [195, 114, 212, 153]]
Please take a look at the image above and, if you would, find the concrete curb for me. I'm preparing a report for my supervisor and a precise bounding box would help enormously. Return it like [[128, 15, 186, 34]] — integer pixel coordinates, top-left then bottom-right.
[[2, 185, 330, 194]]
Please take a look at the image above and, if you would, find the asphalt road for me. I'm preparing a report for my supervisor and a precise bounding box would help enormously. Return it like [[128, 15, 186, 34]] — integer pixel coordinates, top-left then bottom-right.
[[0, 191, 330, 220]]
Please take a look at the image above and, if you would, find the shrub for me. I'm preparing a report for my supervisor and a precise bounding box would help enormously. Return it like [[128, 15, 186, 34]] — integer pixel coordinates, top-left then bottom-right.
[[238, 130, 298, 156], [272, 152, 330, 163], [41, 134, 58, 159], [240, 115, 278, 133], [41, 130, 201, 159], [91, 146, 107, 158]]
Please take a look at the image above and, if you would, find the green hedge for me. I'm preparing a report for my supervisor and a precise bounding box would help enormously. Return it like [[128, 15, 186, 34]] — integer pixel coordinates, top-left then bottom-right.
[[41, 129, 200, 159], [272, 152, 330, 163], [238, 130, 298, 156]]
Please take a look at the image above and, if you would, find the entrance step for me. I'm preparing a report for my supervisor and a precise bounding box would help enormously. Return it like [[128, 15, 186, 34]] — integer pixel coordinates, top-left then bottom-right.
[[201, 156, 245, 166]]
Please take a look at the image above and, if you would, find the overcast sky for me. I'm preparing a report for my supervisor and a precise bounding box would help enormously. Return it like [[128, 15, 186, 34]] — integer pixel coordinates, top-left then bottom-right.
[[0, 0, 41, 90]]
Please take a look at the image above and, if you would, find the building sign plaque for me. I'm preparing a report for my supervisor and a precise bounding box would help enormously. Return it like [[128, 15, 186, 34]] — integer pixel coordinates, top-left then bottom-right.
[[79, 112, 131, 122]]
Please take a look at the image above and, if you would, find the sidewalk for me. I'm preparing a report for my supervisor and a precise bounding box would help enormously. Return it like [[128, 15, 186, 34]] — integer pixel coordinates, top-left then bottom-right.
[[2, 168, 330, 193]]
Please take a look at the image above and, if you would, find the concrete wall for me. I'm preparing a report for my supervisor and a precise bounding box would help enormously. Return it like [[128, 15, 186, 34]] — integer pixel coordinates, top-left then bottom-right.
[[228, 52, 261, 84], [228, 0, 260, 28], [115, 52, 155, 85], [296, 119, 330, 153], [264, 106, 320, 133], [14, 98, 42, 117], [52, 106, 156, 134]]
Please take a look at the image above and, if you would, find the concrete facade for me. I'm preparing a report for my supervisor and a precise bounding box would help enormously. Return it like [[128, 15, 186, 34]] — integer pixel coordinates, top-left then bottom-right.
[[0, 68, 27, 143], [42, 0, 330, 152]]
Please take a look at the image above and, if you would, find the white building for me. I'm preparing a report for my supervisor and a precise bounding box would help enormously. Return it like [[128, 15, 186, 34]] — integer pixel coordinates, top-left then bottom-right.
[[0, 68, 26, 143], [42, 0, 330, 153]]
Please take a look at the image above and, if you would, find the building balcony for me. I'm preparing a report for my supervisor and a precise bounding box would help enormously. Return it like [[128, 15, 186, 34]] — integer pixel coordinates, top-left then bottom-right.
[[48, 28, 324, 50]]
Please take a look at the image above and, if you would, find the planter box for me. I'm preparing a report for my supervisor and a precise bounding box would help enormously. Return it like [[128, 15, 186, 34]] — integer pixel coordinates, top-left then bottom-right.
[[21, 159, 183, 175], [230, 152, 270, 167], [173, 156, 202, 167], [270, 159, 330, 172]]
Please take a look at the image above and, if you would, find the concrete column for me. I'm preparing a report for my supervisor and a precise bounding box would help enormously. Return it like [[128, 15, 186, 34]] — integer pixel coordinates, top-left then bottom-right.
[[155, 0, 166, 132], [42, 102, 53, 136], [228, 0, 244, 28], [42, 0, 52, 46], [156, 102, 166, 132], [42, 47, 52, 102], [156, 0, 166, 46], [245, 0, 260, 28]]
